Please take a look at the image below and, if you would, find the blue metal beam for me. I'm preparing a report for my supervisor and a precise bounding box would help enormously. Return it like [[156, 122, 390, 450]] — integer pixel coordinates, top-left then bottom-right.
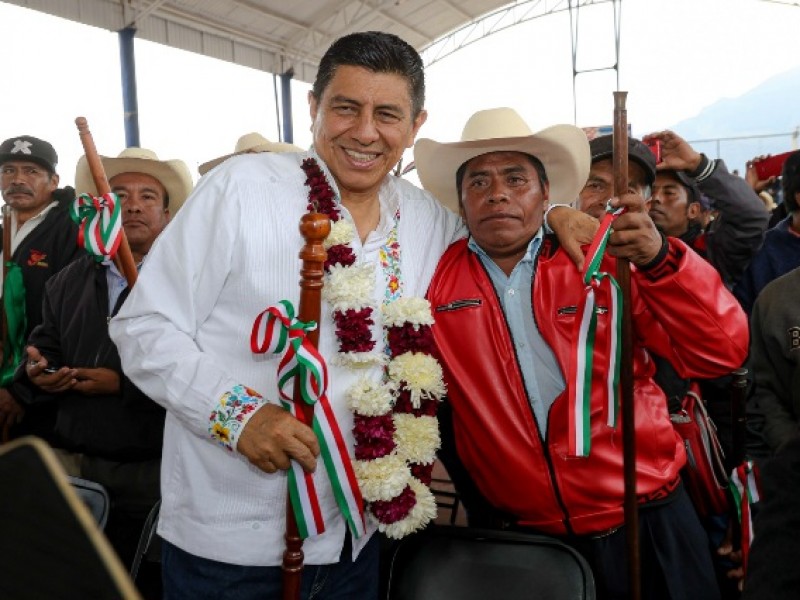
[[118, 26, 141, 148]]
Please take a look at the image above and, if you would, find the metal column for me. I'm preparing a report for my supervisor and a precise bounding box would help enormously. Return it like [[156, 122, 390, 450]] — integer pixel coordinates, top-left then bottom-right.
[[280, 68, 294, 144], [118, 26, 141, 147]]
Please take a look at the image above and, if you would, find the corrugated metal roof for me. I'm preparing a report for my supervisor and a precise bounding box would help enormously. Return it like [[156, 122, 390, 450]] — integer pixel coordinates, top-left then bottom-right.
[[2, 0, 515, 82]]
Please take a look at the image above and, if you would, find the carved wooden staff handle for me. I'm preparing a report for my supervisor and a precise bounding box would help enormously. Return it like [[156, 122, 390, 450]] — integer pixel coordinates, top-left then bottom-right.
[[74, 117, 137, 287], [282, 212, 330, 600]]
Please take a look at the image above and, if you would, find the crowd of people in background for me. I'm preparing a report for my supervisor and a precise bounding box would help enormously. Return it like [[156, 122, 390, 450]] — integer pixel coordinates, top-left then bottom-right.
[[0, 29, 798, 600]]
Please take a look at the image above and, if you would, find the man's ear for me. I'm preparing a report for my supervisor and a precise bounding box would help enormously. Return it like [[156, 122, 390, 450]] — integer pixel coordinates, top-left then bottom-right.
[[308, 90, 319, 123], [687, 202, 703, 220], [407, 109, 428, 148]]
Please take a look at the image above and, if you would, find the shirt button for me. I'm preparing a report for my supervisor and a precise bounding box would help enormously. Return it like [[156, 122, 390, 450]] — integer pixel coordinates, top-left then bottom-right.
[[508, 289, 516, 296]]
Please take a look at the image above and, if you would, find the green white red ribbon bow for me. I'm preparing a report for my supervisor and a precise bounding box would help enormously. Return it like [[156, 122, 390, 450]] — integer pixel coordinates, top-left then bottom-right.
[[729, 460, 762, 573], [69, 193, 123, 262], [251, 300, 366, 540], [566, 205, 625, 457]]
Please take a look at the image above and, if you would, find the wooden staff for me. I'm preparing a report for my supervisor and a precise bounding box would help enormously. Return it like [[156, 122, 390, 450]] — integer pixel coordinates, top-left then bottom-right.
[[1, 204, 10, 443], [282, 212, 330, 600], [613, 90, 641, 600], [74, 117, 137, 287], [730, 368, 749, 467], [729, 367, 749, 553]]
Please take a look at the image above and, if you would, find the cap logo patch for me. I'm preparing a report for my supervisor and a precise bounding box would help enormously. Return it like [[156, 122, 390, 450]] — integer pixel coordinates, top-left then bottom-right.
[[11, 140, 33, 155]]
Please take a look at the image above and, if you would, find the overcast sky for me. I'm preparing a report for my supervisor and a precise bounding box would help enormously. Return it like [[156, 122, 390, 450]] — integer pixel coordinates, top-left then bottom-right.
[[1, 0, 799, 188]]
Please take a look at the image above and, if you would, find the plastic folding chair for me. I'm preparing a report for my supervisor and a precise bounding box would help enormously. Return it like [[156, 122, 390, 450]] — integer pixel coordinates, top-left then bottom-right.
[[386, 525, 596, 600]]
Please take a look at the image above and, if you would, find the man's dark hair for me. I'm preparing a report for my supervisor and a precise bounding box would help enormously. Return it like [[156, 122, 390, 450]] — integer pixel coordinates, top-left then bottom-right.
[[311, 31, 425, 118], [781, 150, 800, 212], [455, 153, 549, 203]]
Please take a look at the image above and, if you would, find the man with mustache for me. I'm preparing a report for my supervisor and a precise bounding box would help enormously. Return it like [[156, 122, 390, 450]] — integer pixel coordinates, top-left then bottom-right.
[[14, 148, 192, 595], [0, 135, 82, 440]]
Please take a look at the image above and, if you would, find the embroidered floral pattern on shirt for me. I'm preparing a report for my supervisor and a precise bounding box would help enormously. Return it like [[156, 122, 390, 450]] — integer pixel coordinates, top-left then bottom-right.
[[379, 209, 403, 304], [209, 384, 262, 451]]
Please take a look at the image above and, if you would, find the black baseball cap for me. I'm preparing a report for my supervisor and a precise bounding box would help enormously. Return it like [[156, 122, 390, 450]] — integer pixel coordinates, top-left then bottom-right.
[[0, 135, 58, 173], [589, 134, 657, 185]]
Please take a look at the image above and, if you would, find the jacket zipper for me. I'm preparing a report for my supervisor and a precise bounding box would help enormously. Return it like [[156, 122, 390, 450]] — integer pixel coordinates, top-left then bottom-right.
[[479, 250, 574, 534], [530, 250, 575, 535]]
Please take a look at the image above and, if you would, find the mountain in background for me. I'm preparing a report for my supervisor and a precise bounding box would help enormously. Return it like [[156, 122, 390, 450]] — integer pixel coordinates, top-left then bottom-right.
[[670, 65, 800, 174]]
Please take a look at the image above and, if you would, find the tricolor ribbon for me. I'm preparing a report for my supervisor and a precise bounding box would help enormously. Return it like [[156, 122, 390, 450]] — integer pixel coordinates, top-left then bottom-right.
[[69, 193, 123, 262], [251, 300, 366, 540], [566, 205, 625, 457], [729, 460, 762, 573]]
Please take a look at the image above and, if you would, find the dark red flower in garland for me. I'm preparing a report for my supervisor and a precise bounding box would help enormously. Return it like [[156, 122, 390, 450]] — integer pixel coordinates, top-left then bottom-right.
[[302, 158, 339, 219], [410, 462, 434, 486], [393, 390, 438, 417], [325, 244, 356, 270], [371, 484, 416, 524], [333, 308, 376, 353], [386, 323, 435, 357], [353, 414, 395, 459]]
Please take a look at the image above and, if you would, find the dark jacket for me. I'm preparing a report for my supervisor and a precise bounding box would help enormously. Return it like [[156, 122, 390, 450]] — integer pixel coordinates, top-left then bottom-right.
[[3, 197, 83, 337], [749, 266, 800, 453], [3, 197, 83, 439], [680, 158, 769, 290], [13, 255, 165, 461], [733, 215, 800, 316], [744, 432, 800, 599]]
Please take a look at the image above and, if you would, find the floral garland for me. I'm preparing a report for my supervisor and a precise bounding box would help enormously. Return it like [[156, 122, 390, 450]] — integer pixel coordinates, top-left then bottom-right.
[[302, 157, 445, 539]]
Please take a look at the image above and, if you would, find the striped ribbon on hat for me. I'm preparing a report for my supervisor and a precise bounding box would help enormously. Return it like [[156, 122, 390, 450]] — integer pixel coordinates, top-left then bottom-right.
[[69, 193, 123, 262], [729, 460, 762, 573], [566, 205, 625, 457], [251, 300, 366, 540]]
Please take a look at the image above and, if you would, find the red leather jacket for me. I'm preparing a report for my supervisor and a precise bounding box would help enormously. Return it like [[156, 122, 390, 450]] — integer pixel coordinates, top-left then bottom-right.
[[428, 237, 748, 536]]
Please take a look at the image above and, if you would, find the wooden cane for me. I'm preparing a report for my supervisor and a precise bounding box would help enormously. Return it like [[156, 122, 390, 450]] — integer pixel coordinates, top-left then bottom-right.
[[282, 212, 330, 600], [1, 204, 11, 443], [74, 117, 138, 287], [613, 90, 641, 600], [728, 367, 749, 554]]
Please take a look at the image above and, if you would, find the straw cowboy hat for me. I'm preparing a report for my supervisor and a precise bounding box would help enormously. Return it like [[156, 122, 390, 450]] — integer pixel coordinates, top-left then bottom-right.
[[74, 147, 194, 213], [414, 107, 590, 213], [198, 132, 303, 175]]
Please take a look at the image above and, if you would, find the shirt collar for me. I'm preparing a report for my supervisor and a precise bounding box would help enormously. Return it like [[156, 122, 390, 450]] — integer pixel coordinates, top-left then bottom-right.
[[467, 227, 544, 266]]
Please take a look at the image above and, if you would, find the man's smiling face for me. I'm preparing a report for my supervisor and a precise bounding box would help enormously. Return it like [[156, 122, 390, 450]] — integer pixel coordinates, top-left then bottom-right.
[[309, 65, 426, 204]]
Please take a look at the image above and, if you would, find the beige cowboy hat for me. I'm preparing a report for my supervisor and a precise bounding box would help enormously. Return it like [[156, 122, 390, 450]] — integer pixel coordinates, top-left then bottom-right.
[[414, 107, 590, 213], [74, 147, 194, 213], [198, 132, 303, 175]]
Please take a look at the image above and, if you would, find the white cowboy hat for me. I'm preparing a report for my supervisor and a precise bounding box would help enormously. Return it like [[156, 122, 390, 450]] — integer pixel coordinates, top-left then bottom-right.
[[414, 107, 590, 213], [198, 132, 303, 175], [74, 147, 194, 213]]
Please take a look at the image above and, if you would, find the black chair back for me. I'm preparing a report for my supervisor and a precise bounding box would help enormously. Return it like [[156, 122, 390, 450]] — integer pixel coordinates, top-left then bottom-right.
[[386, 526, 595, 600]]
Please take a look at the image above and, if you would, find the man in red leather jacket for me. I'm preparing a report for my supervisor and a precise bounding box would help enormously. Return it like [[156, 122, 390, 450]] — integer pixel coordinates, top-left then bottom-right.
[[415, 108, 749, 600]]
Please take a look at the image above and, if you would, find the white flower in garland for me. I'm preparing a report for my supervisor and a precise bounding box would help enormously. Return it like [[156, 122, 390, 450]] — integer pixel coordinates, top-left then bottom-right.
[[354, 454, 411, 502], [379, 478, 437, 539], [347, 377, 395, 416], [323, 262, 376, 311], [388, 352, 447, 408], [323, 219, 355, 250], [382, 297, 435, 328], [393, 414, 439, 465]]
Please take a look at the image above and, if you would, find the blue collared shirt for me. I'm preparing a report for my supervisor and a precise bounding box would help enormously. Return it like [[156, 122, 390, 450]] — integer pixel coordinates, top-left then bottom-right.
[[468, 230, 565, 435]]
